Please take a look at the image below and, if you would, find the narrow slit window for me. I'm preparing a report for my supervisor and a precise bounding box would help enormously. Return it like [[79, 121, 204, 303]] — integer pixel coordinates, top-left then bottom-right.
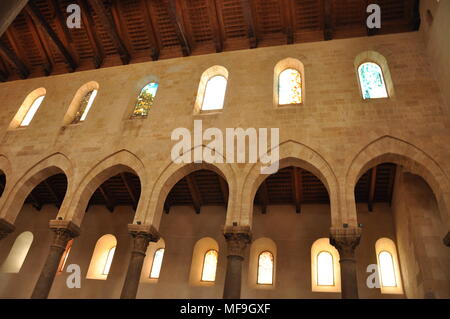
[[257, 251, 274, 285], [73, 90, 97, 123], [58, 239, 73, 273], [201, 76, 227, 111], [150, 248, 165, 279], [132, 82, 159, 117], [358, 62, 388, 99], [201, 249, 218, 282], [102, 246, 116, 275], [378, 251, 397, 287], [278, 68, 302, 105], [20, 95, 45, 127], [317, 251, 334, 286]]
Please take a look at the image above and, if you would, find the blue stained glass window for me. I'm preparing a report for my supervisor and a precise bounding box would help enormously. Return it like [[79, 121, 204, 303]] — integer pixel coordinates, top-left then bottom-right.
[[132, 82, 159, 117], [358, 62, 388, 99]]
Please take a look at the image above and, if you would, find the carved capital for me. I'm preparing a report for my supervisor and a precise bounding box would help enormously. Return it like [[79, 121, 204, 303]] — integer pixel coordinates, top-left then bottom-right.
[[49, 220, 80, 249], [223, 225, 252, 258], [330, 227, 361, 260], [444, 231, 450, 247], [128, 224, 160, 255], [0, 218, 15, 240]]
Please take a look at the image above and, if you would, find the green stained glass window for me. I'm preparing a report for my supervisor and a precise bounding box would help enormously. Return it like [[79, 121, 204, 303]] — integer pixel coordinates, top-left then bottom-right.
[[358, 62, 388, 99], [278, 68, 302, 105], [132, 82, 159, 118]]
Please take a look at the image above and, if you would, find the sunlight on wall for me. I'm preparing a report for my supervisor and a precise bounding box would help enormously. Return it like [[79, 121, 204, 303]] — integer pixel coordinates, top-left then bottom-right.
[[375, 238, 403, 294], [86, 234, 117, 280], [0, 231, 33, 273], [311, 238, 341, 293]]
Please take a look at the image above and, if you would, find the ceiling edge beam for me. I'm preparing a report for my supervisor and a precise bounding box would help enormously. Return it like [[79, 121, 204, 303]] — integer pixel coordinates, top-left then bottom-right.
[[368, 166, 377, 212], [120, 173, 138, 211], [208, 0, 223, 52], [141, 0, 160, 60], [0, 40, 29, 78], [240, 0, 257, 48], [78, 0, 104, 68], [167, 0, 191, 56], [323, 0, 333, 40], [292, 167, 302, 214], [186, 175, 202, 214], [99, 184, 115, 213]]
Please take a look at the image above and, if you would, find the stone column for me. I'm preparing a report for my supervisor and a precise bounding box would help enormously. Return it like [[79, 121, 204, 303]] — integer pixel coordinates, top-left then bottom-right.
[[330, 226, 362, 299], [0, 218, 15, 241], [31, 220, 79, 299], [222, 225, 251, 299], [120, 224, 160, 299], [444, 231, 450, 247]]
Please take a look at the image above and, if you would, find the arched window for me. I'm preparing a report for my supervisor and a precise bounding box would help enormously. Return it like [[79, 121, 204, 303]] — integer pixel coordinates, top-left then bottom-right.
[[278, 68, 302, 105], [21, 95, 45, 127], [72, 90, 97, 123], [132, 82, 159, 118], [375, 238, 403, 294], [57, 239, 73, 273], [0, 231, 33, 273], [257, 251, 274, 285], [201, 75, 227, 111], [358, 62, 388, 99], [86, 234, 117, 280], [150, 248, 165, 279], [201, 249, 218, 282], [317, 251, 334, 286]]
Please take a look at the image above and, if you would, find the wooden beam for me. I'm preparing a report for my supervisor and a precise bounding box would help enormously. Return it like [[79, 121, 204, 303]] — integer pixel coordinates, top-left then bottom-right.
[[258, 180, 269, 214], [388, 165, 397, 206], [0, 69, 7, 82], [186, 175, 202, 214], [78, 0, 104, 68], [323, 0, 333, 40], [0, 41, 29, 78], [27, 191, 43, 211], [88, 0, 130, 64], [50, 0, 78, 60], [218, 176, 228, 206], [98, 184, 115, 213], [167, 0, 191, 56], [43, 179, 62, 208], [282, 0, 294, 44], [240, 0, 257, 48], [208, 0, 223, 52], [141, 0, 160, 60], [25, 2, 77, 71], [120, 173, 138, 210], [292, 167, 302, 213], [368, 167, 377, 212]]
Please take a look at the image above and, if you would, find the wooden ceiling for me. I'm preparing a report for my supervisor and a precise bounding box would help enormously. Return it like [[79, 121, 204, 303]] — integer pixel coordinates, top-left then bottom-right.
[[0, 0, 420, 82]]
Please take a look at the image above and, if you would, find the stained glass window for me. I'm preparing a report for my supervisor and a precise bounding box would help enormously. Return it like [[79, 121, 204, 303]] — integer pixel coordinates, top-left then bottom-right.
[[102, 246, 116, 275], [20, 95, 45, 126], [378, 251, 397, 287], [317, 251, 334, 286], [201, 249, 218, 282], [257, 251, 274, 285], [73, 90, 97, 123], [278, 68, 302, 105], [202, 76, 227, 111], [132, 82, 159, 117], [358, 62, 388, 99], [150, 248, 165, 279]]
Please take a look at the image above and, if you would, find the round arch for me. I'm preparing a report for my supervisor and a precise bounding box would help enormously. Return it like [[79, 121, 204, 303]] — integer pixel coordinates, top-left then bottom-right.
[[0, 152, 73, 224], [241, 140, 339, 227], [144, 144, 236, 228], [63, 81, 100, 125], [346, 136, 450, 228], [63, 149, 146, 226]]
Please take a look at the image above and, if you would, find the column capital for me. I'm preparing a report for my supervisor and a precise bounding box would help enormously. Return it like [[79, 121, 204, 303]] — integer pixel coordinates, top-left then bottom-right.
[[128, 224, 160, 254], [223, 225, 252, 258], [329, 226, 361, 259], [0, 218, 15, 240], [444, 231, 450, 247], [49, 220, 80, 249]]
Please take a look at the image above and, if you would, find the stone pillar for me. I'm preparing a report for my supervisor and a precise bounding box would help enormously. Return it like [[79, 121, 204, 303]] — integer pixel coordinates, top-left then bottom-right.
[[330, 226, 361, 299], [444, 231, 450, 247], [222, 225, 251, 299], [31, 220, 80, 299], [120, 224, 160, 299], [0, 218, 15, 241]]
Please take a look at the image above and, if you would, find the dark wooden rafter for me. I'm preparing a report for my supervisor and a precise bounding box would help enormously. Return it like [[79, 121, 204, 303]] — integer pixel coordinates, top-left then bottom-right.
[[292, 167, 302, 213], [258, 180, 269, 214], [218, 176, 229, 206], [88, 0, 130, 64], [78, 0, 105, 68], [50, 0, 78, 59], [240, 0, 257, 48], [0, 40, 29, 78], [28, 191, 43, 211], [167, 0, 191, 56], [98, 184, 115, 212], [208, 0, 223, 52], [186, 174, 202, 214], [282, 0, 294, 44], [25, 1, 78, 71], [323, 0, 333, 40], [120, 173, 139, 211], [43, 179, 62, 208], [388, 165, 397, 206], [141, 0, 160, 60], [368, 167, 377, 212]]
